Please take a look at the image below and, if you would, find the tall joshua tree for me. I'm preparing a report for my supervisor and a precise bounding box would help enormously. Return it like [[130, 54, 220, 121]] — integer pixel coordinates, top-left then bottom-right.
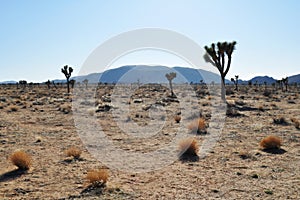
[[204, 41, 237, 101], [165, 72, 176, 97], [61, 65, 73, 93]]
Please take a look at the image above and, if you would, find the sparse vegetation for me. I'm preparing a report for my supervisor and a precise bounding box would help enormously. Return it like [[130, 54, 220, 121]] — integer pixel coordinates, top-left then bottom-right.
[[178, 138, 199, 157], [260, 135, 282, 150], [65, 147, 82, 159], [61, 65, 73, 93], [174, 115, 181, 123], [10, 150, 32, 170], [204, 41, 237, 100], [86, 168, 109, 187], [187, 118, 207, 134]]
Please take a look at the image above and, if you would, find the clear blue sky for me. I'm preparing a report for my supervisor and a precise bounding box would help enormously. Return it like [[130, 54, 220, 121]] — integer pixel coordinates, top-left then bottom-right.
[[1, 0, 299, 82]]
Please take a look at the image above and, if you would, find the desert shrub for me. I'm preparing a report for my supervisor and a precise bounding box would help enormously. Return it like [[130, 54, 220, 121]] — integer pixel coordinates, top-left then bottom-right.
[[7, 105, 19, 112], [10, 150, 32, 170], [174, 115, 181, 123], [273, 116, 288, 125], [187, 118, 206, 134], [178, 138, 199, 157], [290, 118, 300, 129], [259, 135, 282, 150], [86, 169, 109, 187], [65, 147, 82, 159], [59, 104, 72, 114]]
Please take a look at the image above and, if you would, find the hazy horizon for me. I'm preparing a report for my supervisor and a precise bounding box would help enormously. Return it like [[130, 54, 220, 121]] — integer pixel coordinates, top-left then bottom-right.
[[1, 0, 299, 82]]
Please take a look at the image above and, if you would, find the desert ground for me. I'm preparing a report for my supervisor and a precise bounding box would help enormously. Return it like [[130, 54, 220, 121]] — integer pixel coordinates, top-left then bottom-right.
[[0, 83, 299, 199]]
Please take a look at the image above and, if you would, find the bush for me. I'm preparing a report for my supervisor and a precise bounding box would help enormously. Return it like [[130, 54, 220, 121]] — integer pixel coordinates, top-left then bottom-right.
[[86, 169, 109, 187], [260, 135, 282, 150], [174, 115, 181, 123], [10, 150, 32, 170], [178, 138, 199, 157], [187, 118, 207, 134], [65, 147, 82, 159]]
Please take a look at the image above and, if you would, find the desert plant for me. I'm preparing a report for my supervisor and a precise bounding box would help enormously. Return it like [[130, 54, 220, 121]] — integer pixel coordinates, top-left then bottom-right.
[[187, 118, 207, 134], [204, 41, 237, 101], [165, 72, 176, 97], [61, 65, 73, 93], [65, 147, 82, 159], [230, 75, 239, 91], [10, 150, 32, 170], [178, 138, 199, 157], [174, 115, 181, 123], [83, 79, 89, 89], [86, 168, 109, 187], [7, 105, 19, 112], [290, 118, 300, 129], [282, 77, 288, 91], [259, 135, 282, 150], [273, 116, 288, 125]]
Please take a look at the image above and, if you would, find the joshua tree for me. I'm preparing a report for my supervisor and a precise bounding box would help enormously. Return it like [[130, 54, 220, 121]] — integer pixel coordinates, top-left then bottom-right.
[[204, 41, 237, 101], [70, 79, 76, 89], [19, 80, 27, 89], [61, 65, 73, 93], [282, 77, 288, 92], [46, 80, 51, 89], [83, 79, 89, 89], [165, 72, 176, 97], [230, 75, 239, 91]]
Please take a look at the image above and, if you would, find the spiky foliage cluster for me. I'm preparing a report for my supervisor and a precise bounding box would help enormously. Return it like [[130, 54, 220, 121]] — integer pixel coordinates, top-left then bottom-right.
[[10, 150, 32, 170], [61, 65, 73, 93], [260, 135, 282, 150], [204, 41, 237, 100], [86, 169, 109, 187], [165, 72, 176, 97]]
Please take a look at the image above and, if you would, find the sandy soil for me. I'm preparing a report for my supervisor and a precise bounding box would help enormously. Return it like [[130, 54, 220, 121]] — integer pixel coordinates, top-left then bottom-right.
[[0, 84, 299, 199]]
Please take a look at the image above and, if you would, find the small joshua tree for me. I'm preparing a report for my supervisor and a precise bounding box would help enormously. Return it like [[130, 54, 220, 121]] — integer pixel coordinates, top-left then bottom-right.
[[165, 72, 176, 97], [61, 65, 73, 93], [204, 41, 237, 101], [83, 79, 89, 89], [230, 75, 239, 91], [46, 80, 51, 89], [282, 77, 288, 92]]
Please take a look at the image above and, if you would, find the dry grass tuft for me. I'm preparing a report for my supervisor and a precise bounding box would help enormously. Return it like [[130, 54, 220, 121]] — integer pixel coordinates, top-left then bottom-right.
[[187, 118, 206, 134], [86, 169, 109, 187], [260, 135, 282, 150], [7, 105, 19, 112], [10, 150, 32, 170], [65, 147, 82, 159], [178, 138, 199, 157], [273, 116, 288, 125], [174, 115, 181, 123]]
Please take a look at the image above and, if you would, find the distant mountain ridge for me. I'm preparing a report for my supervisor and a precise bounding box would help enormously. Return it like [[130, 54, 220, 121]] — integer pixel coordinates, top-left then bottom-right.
[[1, 65, 300, 84]]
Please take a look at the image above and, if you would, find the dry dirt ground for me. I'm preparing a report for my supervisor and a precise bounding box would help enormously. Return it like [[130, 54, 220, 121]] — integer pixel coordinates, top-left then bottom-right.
[[0, 84, 299, 199]]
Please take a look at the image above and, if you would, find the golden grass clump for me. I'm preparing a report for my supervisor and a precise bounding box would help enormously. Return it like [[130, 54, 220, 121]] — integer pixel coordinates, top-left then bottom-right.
[[259, 135, 282, 150], [178, 138, 199, 156], [10, 150, 32, 170], [187, 118, 206, 133], [86, 169, 109, 187], [65, 147, 82, 159], [174, 115, 181, 123]]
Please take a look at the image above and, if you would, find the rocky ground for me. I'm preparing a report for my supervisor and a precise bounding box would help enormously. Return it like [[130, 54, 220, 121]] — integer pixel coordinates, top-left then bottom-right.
[[0, 84, 299, 199]]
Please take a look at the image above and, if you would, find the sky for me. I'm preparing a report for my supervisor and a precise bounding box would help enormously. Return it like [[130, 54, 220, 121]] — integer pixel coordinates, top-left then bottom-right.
[[0, 0, 299, 82]]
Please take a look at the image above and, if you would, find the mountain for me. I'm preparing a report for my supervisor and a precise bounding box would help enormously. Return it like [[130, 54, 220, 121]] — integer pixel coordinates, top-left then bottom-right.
[[73, 65, 223, 84], [0, 80, 17, 84], [288, 74, 300, 84], [249, 76, 277, 84]]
